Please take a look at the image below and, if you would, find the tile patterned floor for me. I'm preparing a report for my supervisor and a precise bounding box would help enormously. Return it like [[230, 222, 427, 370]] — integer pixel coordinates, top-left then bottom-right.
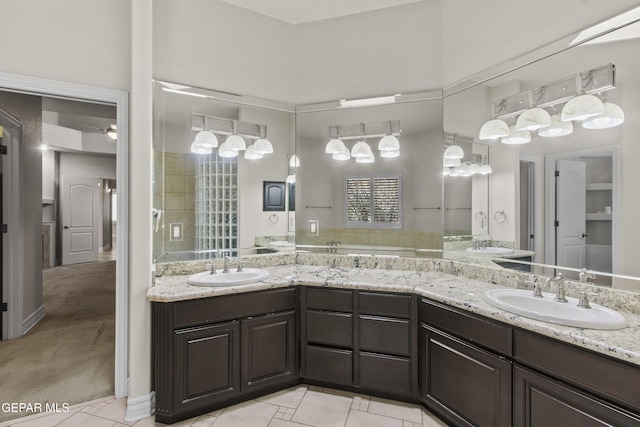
[[0, 385, 449, 427]]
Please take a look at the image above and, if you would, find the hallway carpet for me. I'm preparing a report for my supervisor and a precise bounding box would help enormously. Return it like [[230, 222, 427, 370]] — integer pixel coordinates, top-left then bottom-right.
[[0, 261, 115, 422]]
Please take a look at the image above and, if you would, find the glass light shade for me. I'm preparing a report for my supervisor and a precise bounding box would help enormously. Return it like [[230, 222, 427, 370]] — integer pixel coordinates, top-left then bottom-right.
[[538, 114, 573, 137], [479, 118, 509, 140], [218, 141, 239, 158], [289, 154, 300, 167], [325, 138, 346, 154], [351, 141, 373, 158], [244, 145, 263, 160], [453, 164, 471, 177], [501, 126, 531, 145], [253, 138, 273, 154], [468, 163, 481, 174], [225, 134, 246, 151], [449, 168, 461, 177], [378, 134, 400, 151], [286, 174, 296, 183], [581, 102, 624, 129], [191, 141, 212, 155], [332, 148, 351, 161], [516, 108, 551, 131], [443, 167, 451, 176], [443, 157, 461, 167], [479, 164, 493, 174], [380, 149, 400, 158], [561, 94, 604, 121], [443, 144, 464, 159], [356, 153, 375, 163], [194, 130, 218, 148]]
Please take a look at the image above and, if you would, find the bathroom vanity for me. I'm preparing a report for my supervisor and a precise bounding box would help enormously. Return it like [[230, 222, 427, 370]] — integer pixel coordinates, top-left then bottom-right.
[[149, 261, 640, 426]]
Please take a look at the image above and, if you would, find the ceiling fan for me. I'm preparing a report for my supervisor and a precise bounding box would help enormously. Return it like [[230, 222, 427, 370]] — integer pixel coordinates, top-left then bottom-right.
[[76, 123, 118, 140]]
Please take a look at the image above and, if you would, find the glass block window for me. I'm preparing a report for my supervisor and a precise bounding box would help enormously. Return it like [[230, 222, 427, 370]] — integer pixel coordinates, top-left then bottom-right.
[[345, 173, 402, 228], [195, 153, 238, 256]]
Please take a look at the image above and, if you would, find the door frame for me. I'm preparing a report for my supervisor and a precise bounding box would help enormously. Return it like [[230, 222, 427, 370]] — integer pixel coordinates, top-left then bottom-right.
[[544, 146, 620, 278], [0, 71, 129, 399]]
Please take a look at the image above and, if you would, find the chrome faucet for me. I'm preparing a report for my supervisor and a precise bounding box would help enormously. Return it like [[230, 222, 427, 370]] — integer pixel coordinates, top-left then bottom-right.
[[205, 262, 217, 275], [222, 255, 231, 273], [579, 268, 596, 284], [546, 272, 567, 303], [236, 259, 244, 272], [524, 276, 543, 298]]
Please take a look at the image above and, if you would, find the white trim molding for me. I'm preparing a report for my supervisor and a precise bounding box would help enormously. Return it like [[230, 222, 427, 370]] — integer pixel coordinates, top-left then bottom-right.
[[22, 304, 45, 335], [124, 391, 155, 423]]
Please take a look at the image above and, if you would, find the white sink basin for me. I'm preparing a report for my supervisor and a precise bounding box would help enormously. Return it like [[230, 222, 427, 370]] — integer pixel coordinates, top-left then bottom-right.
[[467, 246, 514, 255], [187, 268, 270, 287], [484, 289, 627, 330]]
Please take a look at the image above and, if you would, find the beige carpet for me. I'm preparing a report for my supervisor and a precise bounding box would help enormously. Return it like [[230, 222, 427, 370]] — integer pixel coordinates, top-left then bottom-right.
[[0, 261, 115, 422]]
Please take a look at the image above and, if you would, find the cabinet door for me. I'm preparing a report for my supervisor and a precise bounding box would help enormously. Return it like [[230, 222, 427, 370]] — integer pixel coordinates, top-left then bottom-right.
[[421, 325, 512, 427], [241, 311, 296, 391], [514, 365, 640, 427], [174, 321, 240, 411]]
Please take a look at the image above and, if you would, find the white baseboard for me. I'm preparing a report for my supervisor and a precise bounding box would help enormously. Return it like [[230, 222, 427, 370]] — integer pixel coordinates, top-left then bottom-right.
[[22, 305, 45, 335], [124, 391, 155, 423]]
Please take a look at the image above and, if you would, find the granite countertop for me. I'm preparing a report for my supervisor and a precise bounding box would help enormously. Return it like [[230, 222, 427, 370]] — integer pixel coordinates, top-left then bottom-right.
[[444, 248, 536, 266], [149, 264, 640, 367]]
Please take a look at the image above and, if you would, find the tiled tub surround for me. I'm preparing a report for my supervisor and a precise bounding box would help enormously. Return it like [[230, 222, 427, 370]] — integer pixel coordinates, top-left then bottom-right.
[[150, 253, 640, 366]]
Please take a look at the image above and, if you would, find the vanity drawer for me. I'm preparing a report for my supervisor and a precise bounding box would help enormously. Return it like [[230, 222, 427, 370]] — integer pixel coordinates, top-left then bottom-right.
[[359, 292, 411, 318], [305, 345, 352, 386], [359, 315, 411, 356], [420, 299, 512, 356], [358, 352, 412, 396], [514, 330, 640, 413], [307, 287, 353, 312], [173, 288, 296, 329], [306, 310, 353, 348]]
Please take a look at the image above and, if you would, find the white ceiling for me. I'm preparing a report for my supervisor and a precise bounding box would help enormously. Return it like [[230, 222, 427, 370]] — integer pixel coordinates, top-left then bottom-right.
[[219, 0, 425, 24]]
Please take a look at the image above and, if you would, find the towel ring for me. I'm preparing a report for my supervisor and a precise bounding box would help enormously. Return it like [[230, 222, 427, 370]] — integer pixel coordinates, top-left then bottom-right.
[[268, 214, 279, 224], [494, 211, 507, 224]]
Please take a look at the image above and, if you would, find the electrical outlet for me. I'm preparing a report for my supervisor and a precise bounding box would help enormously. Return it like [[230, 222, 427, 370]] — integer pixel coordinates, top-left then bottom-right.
[[169, 223, 183, 241]]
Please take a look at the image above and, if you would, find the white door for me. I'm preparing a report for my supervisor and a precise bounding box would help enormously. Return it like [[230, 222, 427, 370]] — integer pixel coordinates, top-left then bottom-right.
[[556, 160, 586, 269], [62, 177, 99, 265]]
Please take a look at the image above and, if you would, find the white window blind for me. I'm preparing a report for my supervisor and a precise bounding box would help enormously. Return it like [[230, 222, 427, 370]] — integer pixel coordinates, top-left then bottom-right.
[[345, 173, 401, 228]]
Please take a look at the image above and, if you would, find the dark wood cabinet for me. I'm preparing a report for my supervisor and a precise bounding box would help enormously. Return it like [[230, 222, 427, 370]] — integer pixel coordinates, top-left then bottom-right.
[[301, 287, 418, 399], [241, 311, 296, 392], [153, 288, 298, 424], [514, 365, 640, 427], [173, 322, 241, 412], [420, 324, 512, 427]]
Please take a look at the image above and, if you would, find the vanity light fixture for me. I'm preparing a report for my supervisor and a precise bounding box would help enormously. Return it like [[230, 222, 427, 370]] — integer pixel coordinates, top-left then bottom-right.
[[561, 71, 604, 122], [191, 130, 219, 154], [443, 157, 461, 168], [380, 149, 400, 159], [356, 153, 375, 163], [538, 114, 573, 137], [190, 113, 271, 157], [218, 141, 238, 158], [443, 144, 464, 159], [289, 154, 300, 168], [581, 101, 624, 129], [467, 163, 481, 174], [516, 91, 551, 131], [332, 148, 351, 161], [244, 144, 263, 160], [479, 164, 493, 174], [286, 173, 296, 183], [191, 141, 213, 155], [351, 140, 373, 158], [502, 126, 531, 144], [325, 138, 347, 154], [379, 121, 400, 151], [479, 102, 509, 140]]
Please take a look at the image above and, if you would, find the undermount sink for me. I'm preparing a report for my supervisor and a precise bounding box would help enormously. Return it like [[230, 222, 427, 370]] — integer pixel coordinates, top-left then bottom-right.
[[484, 288, 627, 330], [467, 246, 514, 255], [187, 268, 270, 287]]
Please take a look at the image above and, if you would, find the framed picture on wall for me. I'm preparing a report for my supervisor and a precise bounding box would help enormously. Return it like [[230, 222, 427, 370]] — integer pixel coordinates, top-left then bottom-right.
[[263, 181, 286, 211]]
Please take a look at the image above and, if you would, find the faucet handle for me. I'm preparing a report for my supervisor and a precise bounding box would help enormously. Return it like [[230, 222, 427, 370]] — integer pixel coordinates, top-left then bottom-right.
[[236, 260, 244, 272], [205, 262, 216, 275], [525, 276, 544, 298], [577, 291, 598, 309]]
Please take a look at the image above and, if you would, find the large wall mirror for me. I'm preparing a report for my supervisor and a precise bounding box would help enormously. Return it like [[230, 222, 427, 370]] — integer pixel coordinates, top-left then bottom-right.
[[443, 12, 640, 291], [295, 93, 443, 257], [153, 81, 295, 262]]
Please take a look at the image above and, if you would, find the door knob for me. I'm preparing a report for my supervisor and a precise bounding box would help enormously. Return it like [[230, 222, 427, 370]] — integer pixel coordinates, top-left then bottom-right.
[[581, 233, 588, 238], [64, 226, 69, 229]]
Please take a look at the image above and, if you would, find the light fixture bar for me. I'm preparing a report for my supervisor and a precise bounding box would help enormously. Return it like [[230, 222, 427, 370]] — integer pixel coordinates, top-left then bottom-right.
[[191, 113, 266, 140], [329, 120, 401, 140], [492, 63, 615, 119]]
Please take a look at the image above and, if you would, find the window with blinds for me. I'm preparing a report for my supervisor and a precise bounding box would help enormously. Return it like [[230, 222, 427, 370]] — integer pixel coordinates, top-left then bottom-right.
[[345, 173, 402, 228]]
